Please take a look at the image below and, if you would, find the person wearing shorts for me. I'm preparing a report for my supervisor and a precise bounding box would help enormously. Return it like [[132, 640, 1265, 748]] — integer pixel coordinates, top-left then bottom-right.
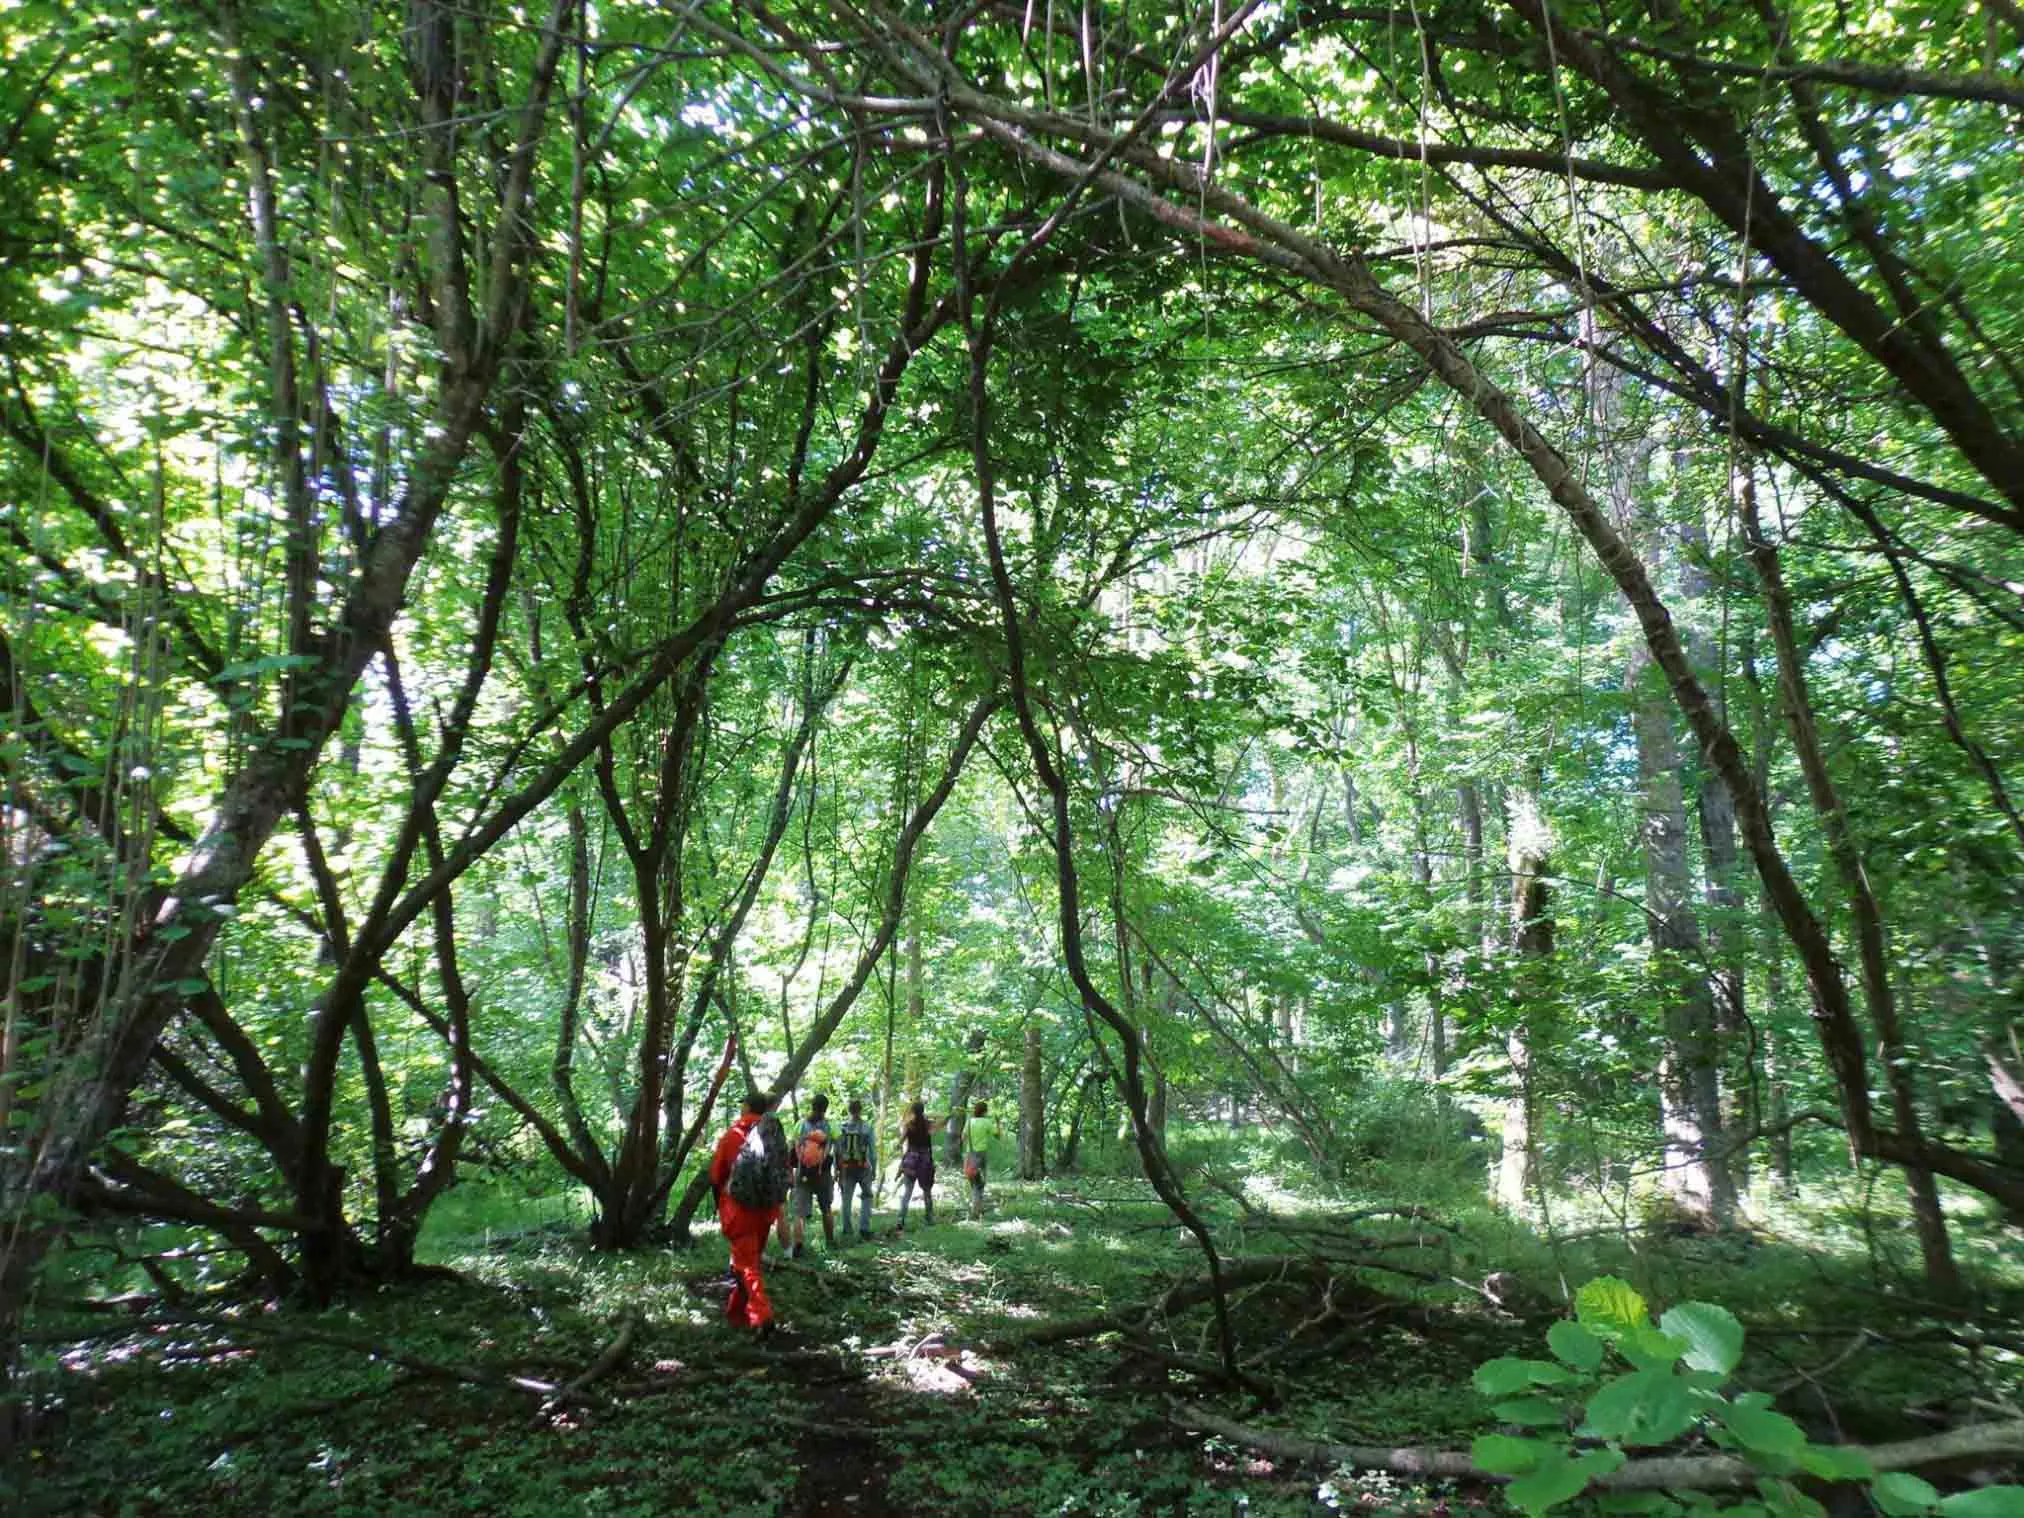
[[896, 1101, 935, 1230], [964, 1098, 996, 1220], [786, 1092, 837, 1257]]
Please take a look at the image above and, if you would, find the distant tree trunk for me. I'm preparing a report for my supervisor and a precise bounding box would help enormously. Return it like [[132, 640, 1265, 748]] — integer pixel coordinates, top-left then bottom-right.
[[1993, 1053, 2024, 1216], [1762, 924, 1797, 1193], [1274, 993, 1296, 1059], [1632, 647, 1735, 1226], [1403, 782, 1438, 1068], [1057, 1070, 1098, 1172], [1608, 396, 1732, 1226], [1498, 784, 1551, 1213], [1681, 524, 1753, 1196], [943, 1024, 989, 1165], [1698, 771, 1751, 1171], [903, 913, 924, 1112], [1448, 780, 1490, 1083], [1020, 1018, 1044, 1180]]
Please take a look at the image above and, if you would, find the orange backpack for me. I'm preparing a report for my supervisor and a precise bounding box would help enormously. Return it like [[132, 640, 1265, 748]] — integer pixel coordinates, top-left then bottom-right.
[[798, 1126, 829, 1173]]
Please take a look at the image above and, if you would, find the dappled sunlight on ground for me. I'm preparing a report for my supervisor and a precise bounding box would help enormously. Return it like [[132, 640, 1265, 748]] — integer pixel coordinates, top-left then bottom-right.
[[19, 1170, 2023, 1514]]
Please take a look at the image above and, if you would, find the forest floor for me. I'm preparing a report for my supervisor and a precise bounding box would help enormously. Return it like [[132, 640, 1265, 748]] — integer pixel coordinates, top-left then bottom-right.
[[9, 1166, 2023, 1517]]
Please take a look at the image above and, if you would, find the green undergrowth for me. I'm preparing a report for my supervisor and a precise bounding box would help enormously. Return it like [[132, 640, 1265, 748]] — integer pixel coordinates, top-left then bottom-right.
[[10, 1169, 2020, 1517]]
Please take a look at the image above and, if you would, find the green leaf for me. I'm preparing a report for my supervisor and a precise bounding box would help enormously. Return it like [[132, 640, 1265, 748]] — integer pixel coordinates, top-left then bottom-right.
[[1939, 1488, 2024, 1518], [1583, 1367, 1698, 1447], [1577, 1277, 1649, 1337], [1548, 1320, 1606, 1372], [1472, 1433, 1554, 1475], [1619, 1325, 1691, 1371], [1476, 1357, 1577, 1396], [1718, 1403, 1808, 1458], [1659, 1302, 1745, 1376], [1506, 1452, 1599, 1515], [1492, 1397, 1570, 1428], [1873, 1473, 1943, 1516]]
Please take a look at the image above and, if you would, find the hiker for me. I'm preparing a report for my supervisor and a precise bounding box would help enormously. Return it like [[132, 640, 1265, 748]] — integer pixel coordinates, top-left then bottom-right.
[[895, 1100, 935, 1231], [786, 1091, 837, 1257], [964, 1098, 997, 1220], [835, 1096, 878, 1242], [710, 1089, 789, 1334]]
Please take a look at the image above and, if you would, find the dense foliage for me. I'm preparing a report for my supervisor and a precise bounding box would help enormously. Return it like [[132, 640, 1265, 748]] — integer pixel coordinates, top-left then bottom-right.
[[1, 0, 2021, 1506]]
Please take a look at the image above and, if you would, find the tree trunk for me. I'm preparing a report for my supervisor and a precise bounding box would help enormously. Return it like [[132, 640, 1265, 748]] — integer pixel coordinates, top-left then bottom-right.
[[1699, 764, 1753, 1191], [1056, 1070, 1098, 1173], [1632, 648, 1736, 1226], [902, 913, 924, 1134], [1498, 784, 1551, 1214], [1402, 779, 1438, 1068], [943, 1025, 990, 1165], [1020, 1018, 1045, 1180], [1449, 779, 1489, 1084], [1762, 922, 1797, 1193]]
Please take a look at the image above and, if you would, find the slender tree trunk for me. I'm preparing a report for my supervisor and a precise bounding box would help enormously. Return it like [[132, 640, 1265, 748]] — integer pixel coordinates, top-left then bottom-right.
[[1448, 780, 1489, 1084], [1762, 919, 1797, 1193], [1056, 1070, 1098, 1173], [902, 913, 924, 1125], [1498, 784, 1551, 1214], [1632, 647, 1736, 1226], [1699, 763, 1753, 1192], [1403, 783, 1438, 1068], [1021, 1018, 1045, 1180], [1602, 366, 1733, 1227], [943, 1025, 989, 1165]]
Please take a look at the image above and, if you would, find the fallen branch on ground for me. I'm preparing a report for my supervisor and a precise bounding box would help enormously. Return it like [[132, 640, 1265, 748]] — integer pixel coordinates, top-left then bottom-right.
[[533, 1311, 639, 1426], [1173, 1404, 2024, 1490], [995, 1255, 1336, 1346]]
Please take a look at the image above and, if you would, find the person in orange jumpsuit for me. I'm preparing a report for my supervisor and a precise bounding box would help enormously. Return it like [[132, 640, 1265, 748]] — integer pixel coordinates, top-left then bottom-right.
[[710, 1090, 782, 1333]]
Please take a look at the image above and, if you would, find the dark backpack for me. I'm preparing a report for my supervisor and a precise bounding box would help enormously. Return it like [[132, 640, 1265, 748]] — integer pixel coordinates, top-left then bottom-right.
[[726, 1114, 791, 1209], [837, 1123, 871, 1169]]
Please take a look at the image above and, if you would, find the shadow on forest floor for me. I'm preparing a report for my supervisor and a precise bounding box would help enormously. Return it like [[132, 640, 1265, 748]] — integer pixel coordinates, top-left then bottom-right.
[[9, 1174, 2021, 1516]]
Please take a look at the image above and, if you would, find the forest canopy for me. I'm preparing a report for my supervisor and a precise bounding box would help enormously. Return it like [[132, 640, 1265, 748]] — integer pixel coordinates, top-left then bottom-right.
[[1, 0, 2021, 1509]]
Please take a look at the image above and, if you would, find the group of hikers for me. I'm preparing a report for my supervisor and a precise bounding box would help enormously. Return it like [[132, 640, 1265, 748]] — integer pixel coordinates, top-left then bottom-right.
[[708, 1087, 999, 1333]]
